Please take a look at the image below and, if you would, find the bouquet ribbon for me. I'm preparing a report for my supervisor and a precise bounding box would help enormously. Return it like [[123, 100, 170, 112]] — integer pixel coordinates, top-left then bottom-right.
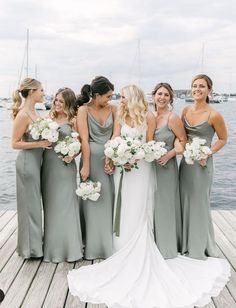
[[114, 168, 124, 237]]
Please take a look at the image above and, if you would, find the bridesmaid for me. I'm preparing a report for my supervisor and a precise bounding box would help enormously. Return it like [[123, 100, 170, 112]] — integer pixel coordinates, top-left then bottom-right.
[[11, 78, 51, 258], [152, 83, 187, 259], [41, 87, 83, 263], [76, 76, 115, 260], [179, 74, 228, 260]]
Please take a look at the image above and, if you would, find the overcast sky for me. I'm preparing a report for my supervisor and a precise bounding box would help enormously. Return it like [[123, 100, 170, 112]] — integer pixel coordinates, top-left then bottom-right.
[[1, 0, 236, 97]]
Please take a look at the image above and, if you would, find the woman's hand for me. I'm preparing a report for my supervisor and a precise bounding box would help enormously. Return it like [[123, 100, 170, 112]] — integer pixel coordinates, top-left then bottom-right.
[[39, 140, 52, 149], [104, 159, 115, 175], [199, 158, 208, 167], [157, 152, 172, 166], [63, 155, 74, 164], [80, 165, 89, 181]]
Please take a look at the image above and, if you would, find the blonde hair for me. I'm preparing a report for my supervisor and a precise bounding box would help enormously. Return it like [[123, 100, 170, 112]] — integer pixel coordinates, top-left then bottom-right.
[[12, 78, 41, 119], [50, 88, 77, 123], [117, 85, 148, 127]]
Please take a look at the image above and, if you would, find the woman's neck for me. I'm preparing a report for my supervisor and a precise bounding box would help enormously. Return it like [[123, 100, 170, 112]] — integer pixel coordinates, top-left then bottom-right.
[[193, 99, 208, 111]]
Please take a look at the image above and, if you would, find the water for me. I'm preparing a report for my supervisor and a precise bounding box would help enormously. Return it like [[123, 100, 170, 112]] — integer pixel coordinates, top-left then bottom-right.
[[0, 100, 235, 210]]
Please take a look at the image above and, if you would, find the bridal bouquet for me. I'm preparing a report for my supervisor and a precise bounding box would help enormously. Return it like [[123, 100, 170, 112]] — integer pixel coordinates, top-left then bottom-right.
[[76, 180, 101, 201], [104, 135, 144, 170], [54, 132, 81, 162], [141, 141, 167, 162], [29, 118, 59, 142], [183, 137, 212, 165]]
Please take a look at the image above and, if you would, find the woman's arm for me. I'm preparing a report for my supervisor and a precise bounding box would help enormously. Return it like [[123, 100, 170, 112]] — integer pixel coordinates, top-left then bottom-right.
[[111, 106, 121, 138], [146, 112, 156, 142], [210, 111, 228, 154], [12, 113, 50, 150], [76, 106, 90, 181], [158, 114, 187, 166]]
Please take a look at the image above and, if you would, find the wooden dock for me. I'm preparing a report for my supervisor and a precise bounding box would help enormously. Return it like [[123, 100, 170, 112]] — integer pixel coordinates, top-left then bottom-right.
[[0, 210, 236, 308]]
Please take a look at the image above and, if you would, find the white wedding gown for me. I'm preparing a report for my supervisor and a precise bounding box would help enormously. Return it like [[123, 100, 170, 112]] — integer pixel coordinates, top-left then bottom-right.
[[68, 124, 230, 308]]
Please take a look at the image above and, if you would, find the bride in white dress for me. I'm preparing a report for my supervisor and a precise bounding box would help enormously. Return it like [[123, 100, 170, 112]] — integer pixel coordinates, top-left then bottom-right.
[[68, 85, 230, 308]]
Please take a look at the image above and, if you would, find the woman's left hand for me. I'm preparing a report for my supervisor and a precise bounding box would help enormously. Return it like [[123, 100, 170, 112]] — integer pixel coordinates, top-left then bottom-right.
[[63, 155, 74, 164], [199, 158, 207, 167], [157, 153, 171, 166]]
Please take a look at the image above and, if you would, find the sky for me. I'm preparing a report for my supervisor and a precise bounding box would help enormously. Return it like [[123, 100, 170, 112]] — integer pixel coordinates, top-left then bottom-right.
[[1, 0, 236, 97]]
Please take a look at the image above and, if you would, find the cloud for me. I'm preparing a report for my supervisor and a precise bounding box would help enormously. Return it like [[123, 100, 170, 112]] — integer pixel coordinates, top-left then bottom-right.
[[1, 0, 236, 96]]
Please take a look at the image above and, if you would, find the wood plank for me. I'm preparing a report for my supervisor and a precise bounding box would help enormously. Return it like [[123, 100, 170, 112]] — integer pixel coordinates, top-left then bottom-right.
[[0, 251, 25, 294], [21, 261, 57, 308], [42, 262, 74, 308], [64, 259, 91, 308], [0, 211, 16, 231], [0, 215, 17, 248], [0, 231, 17, 271], [212, 211, 236, 250], [0, 258, 41, 308], [212, 287, 236, 307], [220, 210, 236, 232], [214, 223, 236, 270], [204, 301, 216, 308], [0, 210, 6, 217], [213, 224, 236, 301]]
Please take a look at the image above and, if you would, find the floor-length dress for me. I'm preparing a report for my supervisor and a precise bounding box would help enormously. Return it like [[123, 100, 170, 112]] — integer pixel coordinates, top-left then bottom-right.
[[68, 123, 230, 308], [42, 124, 83, 263], [153, 123, 182, 258], [16, 132, 43, 258], [179, 117, 218, 260], [80, 111, 114, 259]]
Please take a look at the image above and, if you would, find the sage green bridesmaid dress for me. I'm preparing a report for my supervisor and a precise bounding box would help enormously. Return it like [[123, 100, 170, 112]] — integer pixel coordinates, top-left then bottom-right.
[[16, 132, 43, 258], [153, 122, 182, 259], [179, 115, 218, 260], [42, 124, 83, 263], [80, 112, 114, 260]]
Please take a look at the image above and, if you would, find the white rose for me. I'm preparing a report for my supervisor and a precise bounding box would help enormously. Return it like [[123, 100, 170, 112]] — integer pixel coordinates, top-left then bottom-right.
[[71, 132, 79, 138], [89, 193, 100, 201], [104, 147, 114, 158], [48, 121, 59, 130]]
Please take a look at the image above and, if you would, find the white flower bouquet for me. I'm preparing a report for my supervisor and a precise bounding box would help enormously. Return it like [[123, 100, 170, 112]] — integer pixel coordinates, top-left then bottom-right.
[[76, 180, 101, 201], [141, 140, 167, 162], [54, 132, 81, 162], [29, 118, 59, 142], [183, 137, 212, 165], [104, 135, 144, 170]]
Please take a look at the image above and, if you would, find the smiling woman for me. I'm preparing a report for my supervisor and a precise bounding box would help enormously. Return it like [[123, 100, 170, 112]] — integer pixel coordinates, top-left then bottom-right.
[[11, 78, 51, 259], [76, 76, 116, 260], [179, 74, 228, 260]]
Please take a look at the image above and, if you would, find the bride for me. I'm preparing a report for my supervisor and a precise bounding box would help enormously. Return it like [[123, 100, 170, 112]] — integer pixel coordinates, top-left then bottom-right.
[[68, 85, 230, 308]]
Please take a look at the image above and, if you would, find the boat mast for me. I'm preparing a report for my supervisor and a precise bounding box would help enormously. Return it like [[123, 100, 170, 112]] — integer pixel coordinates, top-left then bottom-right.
[[26, 29, 29, 78]]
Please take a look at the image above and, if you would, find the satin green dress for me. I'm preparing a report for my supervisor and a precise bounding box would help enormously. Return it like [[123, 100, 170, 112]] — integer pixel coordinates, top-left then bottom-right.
[[16, 132, 43, 258], [179, 117, 218, 260], [153, 123, 182, 259], [42, 124, 83, 263], [80, 112, 114, 260]]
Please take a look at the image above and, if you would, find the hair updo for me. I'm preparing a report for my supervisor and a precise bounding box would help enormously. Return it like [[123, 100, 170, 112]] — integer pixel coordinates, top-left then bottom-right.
[[76, 76, 114, 107]]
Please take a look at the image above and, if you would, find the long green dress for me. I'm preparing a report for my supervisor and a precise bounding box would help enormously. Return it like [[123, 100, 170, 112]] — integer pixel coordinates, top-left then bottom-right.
[[16, 132, 43, 258], [42, 124, 83, 263], [153, 123, 182, 259], [80, 112, 114, 260], [179, 117, 218, 260]]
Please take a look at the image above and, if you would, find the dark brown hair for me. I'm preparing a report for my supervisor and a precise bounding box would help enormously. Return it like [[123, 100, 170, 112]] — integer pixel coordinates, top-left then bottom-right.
[[76, 76, 114, 107]]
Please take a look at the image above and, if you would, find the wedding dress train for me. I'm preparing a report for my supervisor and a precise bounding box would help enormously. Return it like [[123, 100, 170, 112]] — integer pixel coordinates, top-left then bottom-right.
[[68, 124, 230, 308]]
